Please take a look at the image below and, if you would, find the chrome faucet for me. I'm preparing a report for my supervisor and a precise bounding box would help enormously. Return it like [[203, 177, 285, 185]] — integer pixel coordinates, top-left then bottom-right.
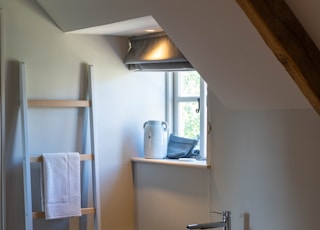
[[186, 211, 231, 230]]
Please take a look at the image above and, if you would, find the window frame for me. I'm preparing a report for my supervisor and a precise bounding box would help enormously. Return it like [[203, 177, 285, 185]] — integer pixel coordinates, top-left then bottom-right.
[[165, 71, 207, 159]]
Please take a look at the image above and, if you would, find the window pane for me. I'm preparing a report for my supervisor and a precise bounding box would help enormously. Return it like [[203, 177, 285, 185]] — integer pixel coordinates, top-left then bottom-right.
[[178, 71, 200, 97], [178, 102, 200, 139]]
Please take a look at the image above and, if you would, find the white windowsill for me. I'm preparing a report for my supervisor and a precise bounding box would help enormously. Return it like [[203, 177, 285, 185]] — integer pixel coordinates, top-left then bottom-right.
[[131, 157, 210, 168]]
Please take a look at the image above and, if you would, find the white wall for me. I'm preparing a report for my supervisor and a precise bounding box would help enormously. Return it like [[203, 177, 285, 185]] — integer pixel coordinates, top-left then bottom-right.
[[209, 90, 320, 230], [2, 0, 165, 229], [133, 163, 210, 230]]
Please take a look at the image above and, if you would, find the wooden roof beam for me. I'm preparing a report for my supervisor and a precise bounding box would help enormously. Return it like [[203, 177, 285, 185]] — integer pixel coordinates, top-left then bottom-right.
[[236, 0, 320, 115]]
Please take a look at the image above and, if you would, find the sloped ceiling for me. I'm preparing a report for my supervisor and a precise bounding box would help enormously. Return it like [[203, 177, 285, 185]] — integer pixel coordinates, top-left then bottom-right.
[[36, 0, 320, 111], [69, 16, 163, 36]]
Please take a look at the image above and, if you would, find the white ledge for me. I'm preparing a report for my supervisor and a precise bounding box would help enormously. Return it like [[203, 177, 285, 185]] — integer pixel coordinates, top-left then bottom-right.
[[131, 157, 210, 168]]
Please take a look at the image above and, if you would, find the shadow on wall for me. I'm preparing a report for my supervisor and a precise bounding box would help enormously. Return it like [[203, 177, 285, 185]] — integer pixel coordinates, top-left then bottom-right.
[[75, 62, 91, 153], [77, 62, 93, 230], [212, 109, 320, 230], [4, 60, 70, 230], [104, 36, 130, 65], [5, 60, 26, 229], [243, 212, 250, 230]]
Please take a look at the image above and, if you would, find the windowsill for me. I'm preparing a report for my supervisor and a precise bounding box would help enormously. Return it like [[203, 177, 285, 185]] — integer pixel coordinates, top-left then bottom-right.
[[131, 157, 210, 168]]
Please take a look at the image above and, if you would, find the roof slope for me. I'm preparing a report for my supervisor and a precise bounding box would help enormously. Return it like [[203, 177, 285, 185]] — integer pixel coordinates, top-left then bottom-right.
[[36, 0, 320, 112], [237, 0, 320, 114]]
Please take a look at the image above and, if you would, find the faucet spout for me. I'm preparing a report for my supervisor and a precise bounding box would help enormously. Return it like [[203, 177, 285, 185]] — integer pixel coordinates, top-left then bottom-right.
[[186, 211, 231, 230], [187, 221, 225, 229]]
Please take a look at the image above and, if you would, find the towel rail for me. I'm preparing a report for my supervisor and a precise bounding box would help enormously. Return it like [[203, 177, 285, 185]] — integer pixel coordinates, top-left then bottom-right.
[[28, 99, 90, 107], [30, 154, 94, 163], [32, 207, 96, 219]]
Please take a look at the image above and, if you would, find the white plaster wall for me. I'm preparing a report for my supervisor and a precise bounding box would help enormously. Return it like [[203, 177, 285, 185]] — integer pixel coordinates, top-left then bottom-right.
[[209, 90, 320, 230], [2, 0, 165, 229], [132, 163, 210, 230]]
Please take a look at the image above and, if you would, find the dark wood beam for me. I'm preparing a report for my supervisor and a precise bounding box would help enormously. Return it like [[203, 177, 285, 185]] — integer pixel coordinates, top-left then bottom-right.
[[236, 0, 320, 115]]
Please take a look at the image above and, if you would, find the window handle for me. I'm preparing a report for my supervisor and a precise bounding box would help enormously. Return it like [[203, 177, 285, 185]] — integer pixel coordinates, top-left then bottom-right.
[[196, 98, 200, 113]]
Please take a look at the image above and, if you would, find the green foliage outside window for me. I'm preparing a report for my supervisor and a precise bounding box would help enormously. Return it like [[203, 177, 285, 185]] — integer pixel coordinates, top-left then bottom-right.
[[178, 71, 201, 139], [179, 71, 200, 96]]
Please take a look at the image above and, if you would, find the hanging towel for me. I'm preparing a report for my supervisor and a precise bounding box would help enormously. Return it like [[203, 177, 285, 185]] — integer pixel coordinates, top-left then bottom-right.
[[42, 152, 81, 220]]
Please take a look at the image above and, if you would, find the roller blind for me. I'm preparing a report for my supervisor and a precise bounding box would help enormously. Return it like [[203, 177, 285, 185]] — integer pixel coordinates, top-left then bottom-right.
[[124, 32, 193, 71]]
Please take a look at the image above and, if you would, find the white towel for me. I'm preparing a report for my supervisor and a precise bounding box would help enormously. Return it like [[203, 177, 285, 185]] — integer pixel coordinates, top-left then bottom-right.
[[42, 152, 81, 220]]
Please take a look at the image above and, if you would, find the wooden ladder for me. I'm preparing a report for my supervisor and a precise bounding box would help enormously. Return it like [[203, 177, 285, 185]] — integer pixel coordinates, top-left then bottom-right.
[[19, 62, 101, 230]]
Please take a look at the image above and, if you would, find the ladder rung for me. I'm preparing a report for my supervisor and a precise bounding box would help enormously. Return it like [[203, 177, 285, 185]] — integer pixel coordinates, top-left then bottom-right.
[[30, 154, 94, 163], [28, 100, 90, 107], [32, 207, 96, 219]]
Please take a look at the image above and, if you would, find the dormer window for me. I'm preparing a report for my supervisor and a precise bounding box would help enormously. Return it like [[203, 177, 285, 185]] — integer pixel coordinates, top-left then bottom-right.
[[124, 32, 208, 160]]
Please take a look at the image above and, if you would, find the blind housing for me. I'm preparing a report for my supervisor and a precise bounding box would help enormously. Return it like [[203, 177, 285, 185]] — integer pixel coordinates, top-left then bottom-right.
[[124, 32, 193, 71]]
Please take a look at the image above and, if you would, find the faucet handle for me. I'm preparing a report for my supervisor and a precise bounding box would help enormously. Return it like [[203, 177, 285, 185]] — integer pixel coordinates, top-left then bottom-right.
[[223, 211, 231, 217], [211, 211, 231, 218], [210, 211, 223, 215]]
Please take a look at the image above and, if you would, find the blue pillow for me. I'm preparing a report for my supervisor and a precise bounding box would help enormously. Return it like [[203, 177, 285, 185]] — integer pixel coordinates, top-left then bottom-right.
[[166, 134, 198, 159]]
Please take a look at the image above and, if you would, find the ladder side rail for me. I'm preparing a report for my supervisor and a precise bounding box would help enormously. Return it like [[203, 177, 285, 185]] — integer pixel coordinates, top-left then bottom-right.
[[88, 65, 101, 230], [79, 106, 89, 230], [19, 62, 33, 230]]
